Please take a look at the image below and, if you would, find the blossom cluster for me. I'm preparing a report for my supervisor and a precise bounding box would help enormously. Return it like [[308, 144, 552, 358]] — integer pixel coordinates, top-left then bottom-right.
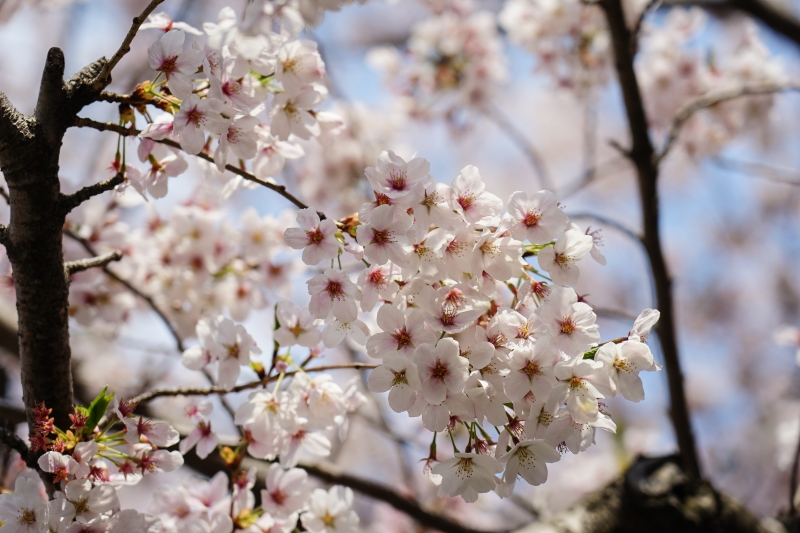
[[119, 5, 347, 200], [0, 393, 361, 533], [637, 7, 786, 156], [368, 0, 508, 117], [275, 149, 663, 501]]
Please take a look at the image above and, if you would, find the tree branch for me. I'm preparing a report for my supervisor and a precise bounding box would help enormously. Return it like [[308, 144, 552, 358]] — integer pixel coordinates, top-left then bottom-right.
[[64, 250, 123, 276], [62, 228, 185, 352], [0, 90, 29, 164], [181, 449, 510, 533], [72, 117, 320, 215], [0, 426, 34, 468], [727, 0, 800, 49], [658, 82, 800, 161], [599, 0, 702, 480], [132, 363, 378, 404], [481, 104, 553, 192], [60, 172, 124, 214], [92, 0, 167, 89]]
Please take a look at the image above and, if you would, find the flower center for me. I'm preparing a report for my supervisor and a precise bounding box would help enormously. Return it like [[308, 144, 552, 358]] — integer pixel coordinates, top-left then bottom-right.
[[431, 361, 449, 380], [326, 280, 344, 299], [306, 228, 324, 245], [457, 193, 474, 211], [522, 361, 542, 378], [387, 170, 407, 191], [559, 317, 576, 335], [523, 210, 541, 227], [159, 56, 178, 75], [393, 327, 412, 349], [391, 370, 408, 386], [371, 229, 393, 245]]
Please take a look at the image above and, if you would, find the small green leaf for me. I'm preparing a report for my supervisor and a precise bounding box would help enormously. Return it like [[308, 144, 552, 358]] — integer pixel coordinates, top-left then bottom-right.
[[86, 386, 115, 432]]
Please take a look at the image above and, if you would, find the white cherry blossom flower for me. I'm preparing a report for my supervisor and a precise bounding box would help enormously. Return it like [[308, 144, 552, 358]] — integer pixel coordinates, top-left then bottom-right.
[[0, 477, 49, 532], [537, 228, 594, 286], [431, 453, 503, 503], [140, 12, 202, 34], [124, 416, 180, 447], [284, 208, 340, 266], [536, 286, 600, 356], [504, 344, 558, 402], [274, 300, 321, 347], [270, 86, 325, 140], [62, 479, 119, 523], [300, 487, 359, 533], [414, 338, 469, 404], [179, 421, 219, 459], [173, 95, 230, 155], [261, 464, 309, 519], [368, 354, 421, 413], [595, 341, 657, 402], [365, 151, 430, 199], [499, 439, 561, 486], [452, 165, 503, 225], [321, 318, 370, 347], [276, 40, 326, 93], [147, 30, 204, 99], [214, 115, 259, 172], [355, 205, 412, 266], [505, 191, 569, 244], [366, 305, 436, 359], [552, 358, 614, 424], [307, 269, 361, 322]]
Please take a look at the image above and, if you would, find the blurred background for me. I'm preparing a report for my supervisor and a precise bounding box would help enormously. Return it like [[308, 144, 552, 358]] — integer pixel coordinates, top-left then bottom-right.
[[1, 0, 799, 529]]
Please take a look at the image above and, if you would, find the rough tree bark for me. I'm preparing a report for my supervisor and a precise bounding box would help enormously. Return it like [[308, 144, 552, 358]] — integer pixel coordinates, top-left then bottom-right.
[[0, 47, 109, 433]]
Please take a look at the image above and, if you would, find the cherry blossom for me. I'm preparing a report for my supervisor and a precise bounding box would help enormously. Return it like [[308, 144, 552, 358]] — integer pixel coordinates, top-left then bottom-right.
[[537, 228, 594, 286], [414, 338, 469, 404], [431, 453, 503, 503], [595, 340, 658, 402], [368, 354, 421, 412], [505, 191, 569, 244], [284, 208, 340, 266], [499, 439, 561, 486], [307, 269, 361, 322], [147, 30, 204, 99], [173, 95, 230, 155]]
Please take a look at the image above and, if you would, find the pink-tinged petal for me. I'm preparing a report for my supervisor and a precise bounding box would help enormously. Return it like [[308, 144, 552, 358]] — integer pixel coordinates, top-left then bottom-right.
[[367, 366, 394, 393], [376, 304, 405, 333], [196, 434, 219, 459], [168, 72, 193, 100], [296, 208, 320, 231], [388, 385, 416, 413], [160, 29, 186, 58], [179, 125, 205, 155], [308, 293, 332, 319], [284, 228, 308, 249]]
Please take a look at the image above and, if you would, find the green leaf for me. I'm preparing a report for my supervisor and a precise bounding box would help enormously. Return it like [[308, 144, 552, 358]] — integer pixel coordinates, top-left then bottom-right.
[[86, 386, 114, 433]]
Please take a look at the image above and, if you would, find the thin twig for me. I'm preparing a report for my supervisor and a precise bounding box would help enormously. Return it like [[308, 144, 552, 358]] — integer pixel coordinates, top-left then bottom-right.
[[658, 82, 800, 162], [65, 250, 123, 275], [711, 157, 800, 186], [62, 227, 185, 352], [93, 0, 167, 87], [60, 172, 124, 214], [481, 104, 553, 192], [72, 117, 320, 216], [131, 363, 378, 404], [0, 185, 8, 205]]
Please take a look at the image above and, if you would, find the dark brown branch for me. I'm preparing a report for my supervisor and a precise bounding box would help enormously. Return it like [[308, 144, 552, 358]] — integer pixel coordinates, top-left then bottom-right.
[[62, 228, 185, 352], [72, 117, 319, 215], [658, 83, 800, 161], [132, 363, 378, 404], [0, 90, 29, 161], [60, 172, 124, 214], [0, 426, 34, 468], [65, 250, 123, 275], [599, 0, 702, 480], [93, 0, 167, 88]]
